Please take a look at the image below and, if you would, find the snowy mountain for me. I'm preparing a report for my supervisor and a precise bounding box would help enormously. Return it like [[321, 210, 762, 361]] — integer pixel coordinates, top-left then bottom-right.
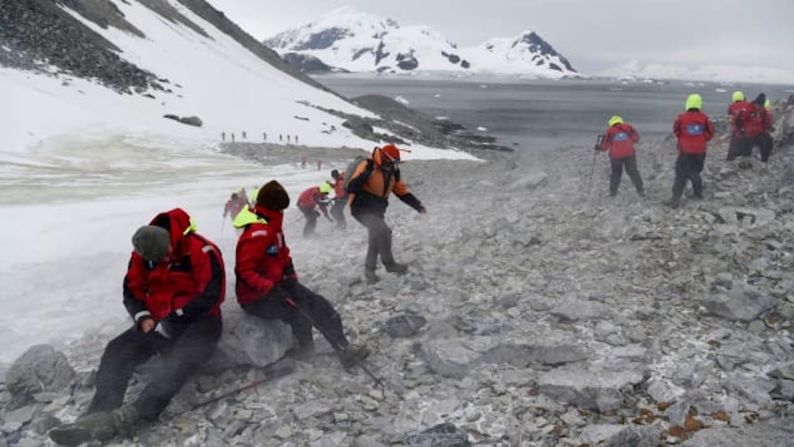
[[0, 0, 469, 160], [604, 60, 794, 85], [265, 6, 577, 77]]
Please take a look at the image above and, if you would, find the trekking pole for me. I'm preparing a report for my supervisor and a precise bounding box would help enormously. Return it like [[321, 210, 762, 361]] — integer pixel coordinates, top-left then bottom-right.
[[173, 359, 295, 416], [587, 135, 604, 193], [284, 297, 386, 389]]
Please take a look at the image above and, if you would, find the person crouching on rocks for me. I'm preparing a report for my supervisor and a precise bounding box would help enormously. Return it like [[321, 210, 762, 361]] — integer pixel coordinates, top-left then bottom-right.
[[598, 115, 645, 198], [347, 144, 426, 284], [670, 94, 715, 209], [235, 181, 369, 367], [297, 182, 333, 237], [49, 209, 225, 446]]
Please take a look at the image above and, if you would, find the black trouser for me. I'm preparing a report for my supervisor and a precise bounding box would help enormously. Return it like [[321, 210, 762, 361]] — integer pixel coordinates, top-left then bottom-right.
[[299, 207, 319, 237], [727, 134, 746, 161], [672, 153, 706, 203], [353, 211, 395, 271], [330, 198, 347, 229], [735, 133, 774, 162], [87, 316, 222, 420], [242, 280, 348, 350], [609, 155, 644, 196]]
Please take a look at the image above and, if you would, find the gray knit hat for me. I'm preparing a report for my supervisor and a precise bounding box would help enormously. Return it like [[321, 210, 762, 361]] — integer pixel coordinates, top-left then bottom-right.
[[132, 225, 170, 262]]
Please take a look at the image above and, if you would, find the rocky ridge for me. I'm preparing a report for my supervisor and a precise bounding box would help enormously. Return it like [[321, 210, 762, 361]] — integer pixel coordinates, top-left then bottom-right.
[[3, 98, 794, 446]]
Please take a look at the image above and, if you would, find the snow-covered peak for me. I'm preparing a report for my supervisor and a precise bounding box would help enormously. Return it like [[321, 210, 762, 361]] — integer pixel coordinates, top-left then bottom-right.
[[266, 7, 577, 77]]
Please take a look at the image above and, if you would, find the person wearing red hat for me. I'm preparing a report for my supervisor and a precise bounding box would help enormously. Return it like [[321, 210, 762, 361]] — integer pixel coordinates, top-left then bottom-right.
[[49, 209, 225, 446], [346, 144, 426, 283], [235, 181, 369, 366]]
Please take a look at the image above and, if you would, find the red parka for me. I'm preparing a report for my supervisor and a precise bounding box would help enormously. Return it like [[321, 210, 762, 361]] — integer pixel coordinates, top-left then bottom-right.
[[736, 103, 772, 138], [123, 208, 225, 323], [727, 100, 750, 117], [673, 110, 715, 154], [235, 206, 297, 306], [600, 123, 640, 159]]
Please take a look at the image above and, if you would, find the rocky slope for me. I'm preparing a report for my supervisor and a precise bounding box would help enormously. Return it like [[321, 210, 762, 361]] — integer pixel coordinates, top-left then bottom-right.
[[265, 6, 577, 77], [3, 99, 794, 446]]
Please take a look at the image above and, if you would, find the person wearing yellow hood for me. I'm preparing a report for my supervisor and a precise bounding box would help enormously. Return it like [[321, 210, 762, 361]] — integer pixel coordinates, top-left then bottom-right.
[[727, 91, 752, 160], [297, 182, 334, 237], [670, 94, 715, 208]]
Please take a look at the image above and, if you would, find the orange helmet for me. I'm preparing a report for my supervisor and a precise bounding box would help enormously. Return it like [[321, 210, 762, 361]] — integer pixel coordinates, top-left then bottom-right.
[[381, 144, 401, 162]]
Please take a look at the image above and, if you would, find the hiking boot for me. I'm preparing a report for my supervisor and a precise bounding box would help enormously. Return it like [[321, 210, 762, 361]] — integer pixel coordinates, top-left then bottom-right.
[[49, 405, 139, 446], [383, 262, 408, 275], [365, 268, 380, 284], [338, 344, 370, 369]]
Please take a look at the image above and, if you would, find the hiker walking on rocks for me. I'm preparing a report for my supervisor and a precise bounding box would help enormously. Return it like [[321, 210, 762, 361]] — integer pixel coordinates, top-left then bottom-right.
[[221, 131, 226, 142], [297, 182, 333, 237], [235, 181, 369, 366], [231, 132, 236, 143], [263, 132, 267, 142], [727, 91, 752, 161], [598, 115, 645, 197], [223, 190, 249, 223], [670, 94, 715, 208], [330, 169, 347, 230], [734, 93, 774, 162], [347, 144, 426, 283], [49, 209, 225, 446]]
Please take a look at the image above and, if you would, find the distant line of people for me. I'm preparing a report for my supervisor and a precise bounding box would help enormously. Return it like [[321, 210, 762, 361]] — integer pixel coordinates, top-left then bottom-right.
[[220, 131, 301, 145]]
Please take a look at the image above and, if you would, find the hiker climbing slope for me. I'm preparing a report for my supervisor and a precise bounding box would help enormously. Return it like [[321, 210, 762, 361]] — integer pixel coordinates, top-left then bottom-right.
[[670, 94, 715, 208], [347, 144, 426, 283], [727, 91, 752, 161], [734, 93, 774, 162], [598, 115, 645, 197]]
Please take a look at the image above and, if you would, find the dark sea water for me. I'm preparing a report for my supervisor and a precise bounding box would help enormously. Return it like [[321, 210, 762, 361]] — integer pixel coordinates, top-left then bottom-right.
[[317, 74, 794, 153]]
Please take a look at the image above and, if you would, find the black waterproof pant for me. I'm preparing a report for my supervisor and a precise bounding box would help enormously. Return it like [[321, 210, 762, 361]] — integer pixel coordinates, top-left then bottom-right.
[[353, 212, 396, 271], [242, 280, 348, 350], [299, 207, 319, 237], [330, 198, 347, 229], [727, 135, 744, 161], [609, 156, 644, 197], [672, 153, 706, 204], [735, 133, 774, 162], [87, 316, 222, 420]]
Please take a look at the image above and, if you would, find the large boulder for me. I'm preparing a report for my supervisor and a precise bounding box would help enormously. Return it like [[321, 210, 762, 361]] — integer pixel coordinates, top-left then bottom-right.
[[421, 338, 482, 379], [6, 345, 75, 405], [703, 288, 776, 322], [538, 365, 646, 412], [215, 309, 294, 368]]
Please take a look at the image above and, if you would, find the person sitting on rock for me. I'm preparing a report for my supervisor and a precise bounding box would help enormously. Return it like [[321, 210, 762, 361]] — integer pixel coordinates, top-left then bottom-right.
[[235, 181, 369, 366], [726, 91, 752, 161], [297, 182, 333, 237], [49, 209, 225, 446], [598, 115, 645, 197], [670, 94, 715, 208], [347, 144, 426, 283], [330, 169, 348, 230], [734, 93, 774, 163]]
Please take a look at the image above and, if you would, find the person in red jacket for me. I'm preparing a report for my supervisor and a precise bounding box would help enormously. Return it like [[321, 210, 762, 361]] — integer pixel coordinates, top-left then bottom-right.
[[727, 91, 752, 161], [49, 209, 225, 446], [223, 189, 249, 222], [734, 93, 774, 162], [670, 94, 715, 208], [330, 169, 347, 230], [598, 115, 645, 197], [297, 182, 333, 237], [236, 180, 369, 367]]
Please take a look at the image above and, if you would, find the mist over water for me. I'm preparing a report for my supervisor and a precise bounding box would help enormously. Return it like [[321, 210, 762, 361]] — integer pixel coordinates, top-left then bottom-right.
[[318, 74, 794, 152]]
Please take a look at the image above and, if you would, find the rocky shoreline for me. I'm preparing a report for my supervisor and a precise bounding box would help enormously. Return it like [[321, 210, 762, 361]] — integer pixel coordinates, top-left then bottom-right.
[[3, 98, 794, 446]]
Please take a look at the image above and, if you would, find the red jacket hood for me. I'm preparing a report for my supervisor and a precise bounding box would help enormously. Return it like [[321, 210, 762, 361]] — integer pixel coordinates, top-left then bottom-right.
[[149, 208, 194, 256], [253, 205, 284, 230]]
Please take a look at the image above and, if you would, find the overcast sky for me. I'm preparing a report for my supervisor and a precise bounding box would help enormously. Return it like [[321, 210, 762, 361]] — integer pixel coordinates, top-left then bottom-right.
[[220, 0, 794, 73]]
